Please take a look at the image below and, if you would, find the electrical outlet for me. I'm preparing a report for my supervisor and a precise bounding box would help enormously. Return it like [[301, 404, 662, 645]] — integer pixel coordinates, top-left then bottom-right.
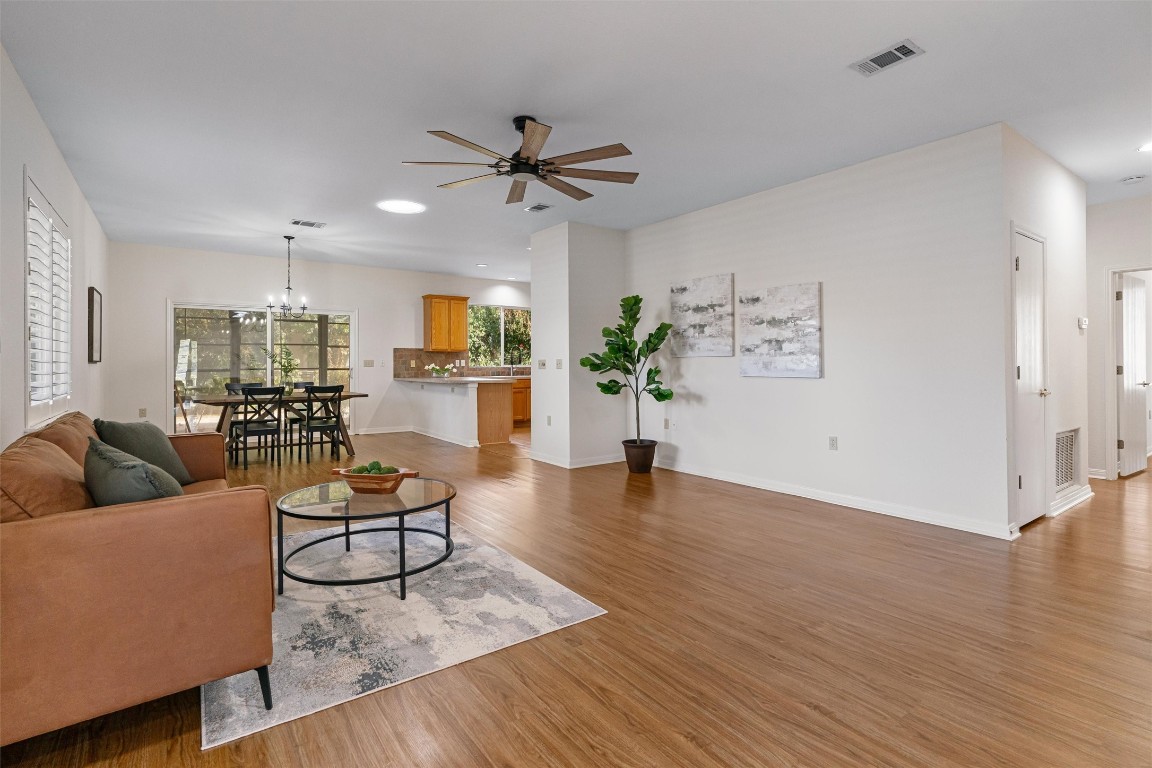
[[409, 360, 416, 368], [664, 417, 670, 430], [556, 359, 563, 369], [363, 359, 375, 367], [828, 436, 838, 451], [138, 408, 147, 418], [547, 415, 552, 426]]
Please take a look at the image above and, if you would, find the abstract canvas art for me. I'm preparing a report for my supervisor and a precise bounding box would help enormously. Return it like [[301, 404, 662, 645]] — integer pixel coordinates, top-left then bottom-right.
[[669, 273, 734, 357], [738, 282, 822, 377]]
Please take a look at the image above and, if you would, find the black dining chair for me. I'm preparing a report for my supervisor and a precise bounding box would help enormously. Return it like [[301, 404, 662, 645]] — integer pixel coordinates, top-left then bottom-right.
[[283, 381, 314, 449], [300, 385, 344, 463], [230, 386, 285, 469]]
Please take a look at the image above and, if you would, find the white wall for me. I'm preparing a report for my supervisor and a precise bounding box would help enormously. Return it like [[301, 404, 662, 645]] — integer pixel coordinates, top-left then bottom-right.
[[1001, 124, 1090, 514], [105, 242, 528, 435], [529, 222, 628, 467], [1085, 196, 1152, 475], [625, 125, 1014, 538], [1, 46, 109, 449]]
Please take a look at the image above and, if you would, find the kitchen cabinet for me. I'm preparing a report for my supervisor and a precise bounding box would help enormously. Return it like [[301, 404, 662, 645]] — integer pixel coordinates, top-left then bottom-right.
[[512, 378, 532, 423], [422, 295, 469, 352]]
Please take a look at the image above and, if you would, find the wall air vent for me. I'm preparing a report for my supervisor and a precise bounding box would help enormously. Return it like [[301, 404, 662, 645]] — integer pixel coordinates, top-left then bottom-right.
[[290, 219, 327, 228], [524, 203, 553, 213], [1055, 430, 1077, 492], [851, 39, 925, 77]]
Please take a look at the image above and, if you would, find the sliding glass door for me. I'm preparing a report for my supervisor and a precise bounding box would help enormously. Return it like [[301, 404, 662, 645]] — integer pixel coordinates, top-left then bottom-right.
[[171, 306, 353, 434]]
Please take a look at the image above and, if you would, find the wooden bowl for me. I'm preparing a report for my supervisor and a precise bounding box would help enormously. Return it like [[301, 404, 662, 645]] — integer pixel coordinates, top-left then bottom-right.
[[331, 467, 419, 494]]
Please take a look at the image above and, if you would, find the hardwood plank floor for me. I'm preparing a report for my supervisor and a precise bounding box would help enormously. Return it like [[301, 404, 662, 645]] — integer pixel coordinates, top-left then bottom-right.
[[4, 433, 1149, 767]]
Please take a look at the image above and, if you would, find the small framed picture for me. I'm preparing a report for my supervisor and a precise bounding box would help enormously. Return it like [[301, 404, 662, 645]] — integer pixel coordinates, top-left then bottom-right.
[[88, 287, 102, 363]]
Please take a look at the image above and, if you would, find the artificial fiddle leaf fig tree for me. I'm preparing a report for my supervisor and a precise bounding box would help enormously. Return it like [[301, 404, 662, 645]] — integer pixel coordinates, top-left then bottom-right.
[[579, 295, 674, 472]]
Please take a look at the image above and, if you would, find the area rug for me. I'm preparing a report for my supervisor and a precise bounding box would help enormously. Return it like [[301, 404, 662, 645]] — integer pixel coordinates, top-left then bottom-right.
[[200, 512, 605, 749]]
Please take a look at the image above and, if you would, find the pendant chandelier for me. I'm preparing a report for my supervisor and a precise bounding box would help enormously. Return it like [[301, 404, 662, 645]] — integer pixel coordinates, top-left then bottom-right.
[[268, 235, 307, 319]]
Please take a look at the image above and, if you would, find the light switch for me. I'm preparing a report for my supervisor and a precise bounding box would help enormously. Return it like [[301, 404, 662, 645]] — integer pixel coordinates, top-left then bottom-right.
[[555, 359, 563, 369], [538, 359, 546, 369]]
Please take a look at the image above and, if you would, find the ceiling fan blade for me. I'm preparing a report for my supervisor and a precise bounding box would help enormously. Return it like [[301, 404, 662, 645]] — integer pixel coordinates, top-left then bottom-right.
[[506, 180, 527, 204], [550, 168, 638, 184], [428, 131, 510, 162], [518, 120, 552, 164], [542, 143, 631, 167], [438, 172, 500, 189], [403, 161, 498, 167], [540, 175, 593, 201]]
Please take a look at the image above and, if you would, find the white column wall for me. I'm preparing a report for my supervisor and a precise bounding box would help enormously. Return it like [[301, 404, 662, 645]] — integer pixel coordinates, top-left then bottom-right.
[[105, 242, 529, 435], [1085, 196, 1152, 475], [1001, 124, 1090, 515], [625, 125, 1013, 537], [1, 47, 109, 448], [529, 223, 574, 466]]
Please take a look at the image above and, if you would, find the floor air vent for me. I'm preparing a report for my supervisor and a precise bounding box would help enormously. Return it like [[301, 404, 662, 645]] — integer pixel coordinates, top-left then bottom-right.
[[851, 39, 925, 77], [1055, 430, 1077, 492]]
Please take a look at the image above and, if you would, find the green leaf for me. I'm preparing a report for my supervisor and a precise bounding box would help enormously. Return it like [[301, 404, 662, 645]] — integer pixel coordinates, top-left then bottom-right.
[[597, 380, 624, 395]]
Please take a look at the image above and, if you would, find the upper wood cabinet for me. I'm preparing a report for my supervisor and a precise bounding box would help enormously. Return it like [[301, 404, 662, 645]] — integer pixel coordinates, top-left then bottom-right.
[[423, 295, 469, 352]]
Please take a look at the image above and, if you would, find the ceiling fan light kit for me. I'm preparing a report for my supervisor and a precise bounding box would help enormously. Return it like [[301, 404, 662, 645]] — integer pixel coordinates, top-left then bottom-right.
[[404, 115, 638, 203]]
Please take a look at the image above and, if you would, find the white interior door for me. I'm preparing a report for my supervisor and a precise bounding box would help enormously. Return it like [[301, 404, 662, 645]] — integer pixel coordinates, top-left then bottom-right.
[[1117, 274, 1148, 476], [1013, 232, 1048, 527]]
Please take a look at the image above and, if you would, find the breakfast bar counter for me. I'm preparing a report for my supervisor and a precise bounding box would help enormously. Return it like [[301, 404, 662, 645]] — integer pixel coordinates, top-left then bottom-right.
[[395, 376, 530, 447]]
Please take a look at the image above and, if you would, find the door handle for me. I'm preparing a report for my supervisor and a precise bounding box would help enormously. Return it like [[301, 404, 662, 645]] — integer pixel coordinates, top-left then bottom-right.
[[1139, 381, 1150, 388], [1038, 388, 1051, 397]]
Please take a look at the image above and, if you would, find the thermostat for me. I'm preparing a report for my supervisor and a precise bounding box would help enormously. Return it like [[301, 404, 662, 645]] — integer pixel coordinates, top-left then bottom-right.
[[1077, 317, 1089, 330]]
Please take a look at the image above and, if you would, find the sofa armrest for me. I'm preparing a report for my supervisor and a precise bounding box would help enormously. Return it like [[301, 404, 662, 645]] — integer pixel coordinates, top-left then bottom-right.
[[0, 486, 273, 746], [168, 432, 227, 482]]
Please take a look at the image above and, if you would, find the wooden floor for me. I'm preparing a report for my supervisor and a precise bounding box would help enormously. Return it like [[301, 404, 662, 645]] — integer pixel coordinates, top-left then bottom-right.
[[4, 433, 1149, 767]]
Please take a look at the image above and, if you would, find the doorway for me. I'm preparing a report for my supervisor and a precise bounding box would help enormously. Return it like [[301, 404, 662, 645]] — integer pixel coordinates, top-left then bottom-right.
[[1012, 229, 1049, 529], [1112, 270, 1150, 477]]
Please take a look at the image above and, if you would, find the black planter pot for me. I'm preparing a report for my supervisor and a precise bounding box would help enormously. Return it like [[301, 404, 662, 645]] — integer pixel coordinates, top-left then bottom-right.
[[622, 439, 658, 473]]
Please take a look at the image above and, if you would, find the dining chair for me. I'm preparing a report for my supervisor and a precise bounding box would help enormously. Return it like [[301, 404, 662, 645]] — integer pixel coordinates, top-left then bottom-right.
[[230, 386, 284, 469], [283, 381, 314, 449], [300, 385, 344, 463], [173, 381, 192, 433]]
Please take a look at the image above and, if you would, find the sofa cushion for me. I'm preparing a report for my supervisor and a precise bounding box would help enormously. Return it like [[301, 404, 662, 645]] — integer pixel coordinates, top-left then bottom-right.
[[29, 412, 99, 467], [181, 479, 230, 495], [93, 419, 194, 485], [0, 437, 95, 522], [84, 439, 184, 507]]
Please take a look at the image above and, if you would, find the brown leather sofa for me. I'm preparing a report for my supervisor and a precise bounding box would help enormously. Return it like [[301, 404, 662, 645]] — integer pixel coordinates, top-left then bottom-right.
[[0, 412, 274, 746]]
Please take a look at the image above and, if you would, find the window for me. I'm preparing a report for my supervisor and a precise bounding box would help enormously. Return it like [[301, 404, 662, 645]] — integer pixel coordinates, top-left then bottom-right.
[[26, 183, 71, 428], [172, 306, 353, 432], [467, 306, 531, 367]]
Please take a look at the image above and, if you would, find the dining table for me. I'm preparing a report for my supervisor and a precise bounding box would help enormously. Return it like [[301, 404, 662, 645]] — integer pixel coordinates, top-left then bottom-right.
[[190, 390, 369, 456]]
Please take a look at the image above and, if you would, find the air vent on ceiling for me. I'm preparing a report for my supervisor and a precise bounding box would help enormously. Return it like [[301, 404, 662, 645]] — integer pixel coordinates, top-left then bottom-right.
[[524, 203, 553, 213], [291, 219, 327, 228], [851, 39, 925, 77], [1120, 175, 1147, 185]]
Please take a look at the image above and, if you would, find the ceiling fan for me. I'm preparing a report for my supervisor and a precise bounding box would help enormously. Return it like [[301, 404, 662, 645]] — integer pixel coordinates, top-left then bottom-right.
[[404, 115, 638, 204]]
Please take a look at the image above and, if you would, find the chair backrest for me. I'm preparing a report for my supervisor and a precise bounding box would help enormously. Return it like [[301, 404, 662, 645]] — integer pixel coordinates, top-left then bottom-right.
[[305, 385, 343, 423], [292, 381, 315, 390], [225, 381, 263, 394], [241, 386, 284, 426]]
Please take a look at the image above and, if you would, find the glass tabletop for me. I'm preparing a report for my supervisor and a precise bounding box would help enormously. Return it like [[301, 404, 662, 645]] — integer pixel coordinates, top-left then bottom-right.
[[276, 479, 456, 520]]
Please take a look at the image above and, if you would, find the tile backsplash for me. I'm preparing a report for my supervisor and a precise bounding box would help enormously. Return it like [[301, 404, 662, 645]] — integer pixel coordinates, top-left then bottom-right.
[[392, 348, 531, 379]]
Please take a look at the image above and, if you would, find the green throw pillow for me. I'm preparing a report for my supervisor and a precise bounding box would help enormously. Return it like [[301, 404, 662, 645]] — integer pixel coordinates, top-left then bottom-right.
[[84, 438, 184, 507], [93, 418, 193, 485]]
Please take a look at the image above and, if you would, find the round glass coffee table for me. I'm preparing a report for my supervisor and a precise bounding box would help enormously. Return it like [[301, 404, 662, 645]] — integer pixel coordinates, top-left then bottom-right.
[[275, 478, 456, 599]]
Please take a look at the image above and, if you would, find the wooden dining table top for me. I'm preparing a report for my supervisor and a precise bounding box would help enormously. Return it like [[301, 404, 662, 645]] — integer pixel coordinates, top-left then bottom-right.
[[190, 390, 369, 406]]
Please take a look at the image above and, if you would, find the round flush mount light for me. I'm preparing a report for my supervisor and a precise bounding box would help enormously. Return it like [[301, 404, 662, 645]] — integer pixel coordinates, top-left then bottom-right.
[[376, 199, 426, 214]]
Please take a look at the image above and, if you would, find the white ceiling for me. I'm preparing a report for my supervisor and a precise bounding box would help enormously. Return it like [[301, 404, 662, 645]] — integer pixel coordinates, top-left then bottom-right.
[[3, 1, 1149, 280]]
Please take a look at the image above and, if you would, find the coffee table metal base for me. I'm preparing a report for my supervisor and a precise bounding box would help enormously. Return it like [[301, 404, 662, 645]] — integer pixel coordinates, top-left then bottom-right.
[[279, 525, 454, 599]]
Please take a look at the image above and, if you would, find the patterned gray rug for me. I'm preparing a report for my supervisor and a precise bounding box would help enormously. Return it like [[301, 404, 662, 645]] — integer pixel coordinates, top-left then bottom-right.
[[200, 512, 605, 749]]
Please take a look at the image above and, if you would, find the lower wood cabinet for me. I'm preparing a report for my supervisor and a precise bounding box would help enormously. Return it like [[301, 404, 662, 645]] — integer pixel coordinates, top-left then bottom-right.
[[512, 379, 531, 423]]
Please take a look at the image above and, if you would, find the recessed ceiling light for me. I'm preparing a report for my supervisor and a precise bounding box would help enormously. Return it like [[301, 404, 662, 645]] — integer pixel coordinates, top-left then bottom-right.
[[1139, 142, 1152, 152], [507, 277, 518, 281], [376, 199, 425, 214], [475, 263, 488, 267]]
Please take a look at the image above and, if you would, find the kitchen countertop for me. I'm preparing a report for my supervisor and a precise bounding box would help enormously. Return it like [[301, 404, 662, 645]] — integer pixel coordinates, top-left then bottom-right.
[[396, 375, 531, 384]]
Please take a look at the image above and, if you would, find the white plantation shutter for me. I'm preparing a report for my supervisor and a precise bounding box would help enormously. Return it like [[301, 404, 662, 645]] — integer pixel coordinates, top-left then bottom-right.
[[26, 186, 72, 427]]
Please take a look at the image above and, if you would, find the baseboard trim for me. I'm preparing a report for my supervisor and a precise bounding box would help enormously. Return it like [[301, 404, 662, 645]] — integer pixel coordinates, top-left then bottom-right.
[[1048, 485, 1093, 518], [410, 428, 479, 449], [528, 450, 623, 469], [1087, 468, 1107, 480], [355, 426, 415, 435], [653, 459, 1015, 540]]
